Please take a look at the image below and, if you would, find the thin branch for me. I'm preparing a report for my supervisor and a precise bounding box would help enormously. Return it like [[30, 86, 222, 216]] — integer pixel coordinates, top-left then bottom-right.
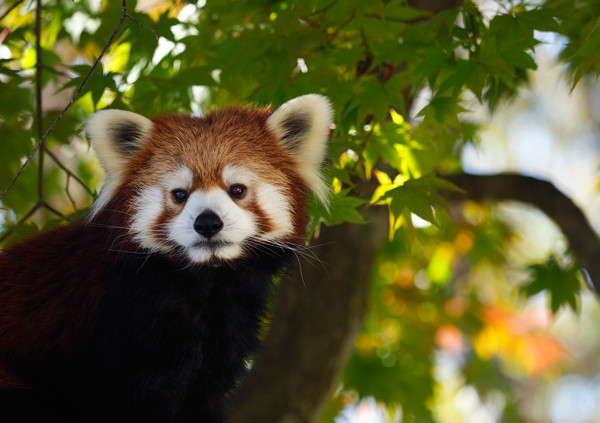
[[0, 0, 129, 202], [45, 149, 94, 196], [0, 148, 94, 243], [126, 13, 159, 40], [0, 203, 40, 244], [0, 200, 62, 244], [65, 174, 78, 210], [0, 0, 23, 24], [467, 12, 480, 60], [312, 1, 337, 15], [41, 201, 62, 218]]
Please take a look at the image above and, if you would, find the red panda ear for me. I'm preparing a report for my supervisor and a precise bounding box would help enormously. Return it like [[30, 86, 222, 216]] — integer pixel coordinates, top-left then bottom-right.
[[86, 109, 152, 172], [86, 109, 152, 216], [266, 94, 333, 205]]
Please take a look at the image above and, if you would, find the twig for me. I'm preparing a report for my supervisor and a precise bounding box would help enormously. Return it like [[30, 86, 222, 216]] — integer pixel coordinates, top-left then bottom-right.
[[126, 12, 159, 40], [0, 0, 23, 24], [311, 1, 337, 15], [65, 174, 77, 210], [0, 200, 63, 244], [0, 203, 40, 244], [46, 149, 94, 196], [0, 0, 129, 202], [468, 12, 480, 60], [41, 201, 62, 218]]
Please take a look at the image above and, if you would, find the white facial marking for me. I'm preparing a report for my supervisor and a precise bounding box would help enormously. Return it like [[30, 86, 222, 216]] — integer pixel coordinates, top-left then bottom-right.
[[224, 165, 293, 241], [130, 167, 193, 252], [130, 185, 167, 252], [167, 166, 193, 192], [168, 189, 257, 263], [256, 183, 293, 241], [223, 165, 256, 186]]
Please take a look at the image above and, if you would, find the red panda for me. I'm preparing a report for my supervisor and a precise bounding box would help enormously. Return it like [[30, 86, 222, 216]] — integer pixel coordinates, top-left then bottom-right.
[[0, 95, 332, 422]]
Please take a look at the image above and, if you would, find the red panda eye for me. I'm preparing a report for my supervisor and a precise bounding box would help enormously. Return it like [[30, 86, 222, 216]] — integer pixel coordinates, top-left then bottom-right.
[[172, 189, 189, 204], [229, 184, 247, 199]]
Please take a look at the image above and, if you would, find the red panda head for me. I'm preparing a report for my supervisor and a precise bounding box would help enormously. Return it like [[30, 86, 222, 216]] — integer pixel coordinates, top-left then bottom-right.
[[86, 95, 332, 265]]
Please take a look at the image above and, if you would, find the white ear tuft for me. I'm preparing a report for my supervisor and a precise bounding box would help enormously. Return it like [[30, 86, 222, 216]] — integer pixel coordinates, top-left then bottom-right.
[[87, 109, 152, 174], [266, 94, 333, 206], [86, 109, 152, 216]]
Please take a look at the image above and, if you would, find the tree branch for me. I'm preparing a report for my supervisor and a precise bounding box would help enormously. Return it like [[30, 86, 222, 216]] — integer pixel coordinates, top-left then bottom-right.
[[443, 173, 600, 296]]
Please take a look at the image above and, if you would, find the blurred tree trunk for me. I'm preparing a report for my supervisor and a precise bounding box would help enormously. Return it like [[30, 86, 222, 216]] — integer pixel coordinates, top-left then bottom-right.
[[228, 207, 388, 423]]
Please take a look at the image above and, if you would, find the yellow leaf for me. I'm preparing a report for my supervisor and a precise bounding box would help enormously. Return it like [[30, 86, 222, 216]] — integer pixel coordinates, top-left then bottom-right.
[[3, 4, 34, 29], [332, 177, 342, 194], [82, 42, 103, 62], [392, 173, 407, 185], [370, 184, 391, 205], [374, 170, 392, 185], [20, 47, 36, 69], [390, 108, 405, 125], [105, 42, 131, 73], [473, 324, 512, 360]]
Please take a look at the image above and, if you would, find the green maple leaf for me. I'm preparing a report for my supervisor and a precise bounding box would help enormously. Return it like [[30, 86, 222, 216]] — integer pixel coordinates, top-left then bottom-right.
[[521, 256, 581, 313]]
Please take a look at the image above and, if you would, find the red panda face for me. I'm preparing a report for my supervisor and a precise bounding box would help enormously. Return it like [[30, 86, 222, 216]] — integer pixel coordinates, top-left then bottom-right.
[[86, 95, 332, 265], [128, 160, 297, 264]]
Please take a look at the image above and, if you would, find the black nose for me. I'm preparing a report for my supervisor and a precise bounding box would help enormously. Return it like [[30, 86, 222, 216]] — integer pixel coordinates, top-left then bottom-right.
[[194, 211, 223, 238]]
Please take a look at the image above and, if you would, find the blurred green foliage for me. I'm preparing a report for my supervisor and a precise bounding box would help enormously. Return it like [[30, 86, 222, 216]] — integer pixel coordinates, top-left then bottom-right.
[[1, 0, 599, 421]]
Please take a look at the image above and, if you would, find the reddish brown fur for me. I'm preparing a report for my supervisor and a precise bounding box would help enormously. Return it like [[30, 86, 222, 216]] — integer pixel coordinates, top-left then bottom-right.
[[0, 223, 110, 370]]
